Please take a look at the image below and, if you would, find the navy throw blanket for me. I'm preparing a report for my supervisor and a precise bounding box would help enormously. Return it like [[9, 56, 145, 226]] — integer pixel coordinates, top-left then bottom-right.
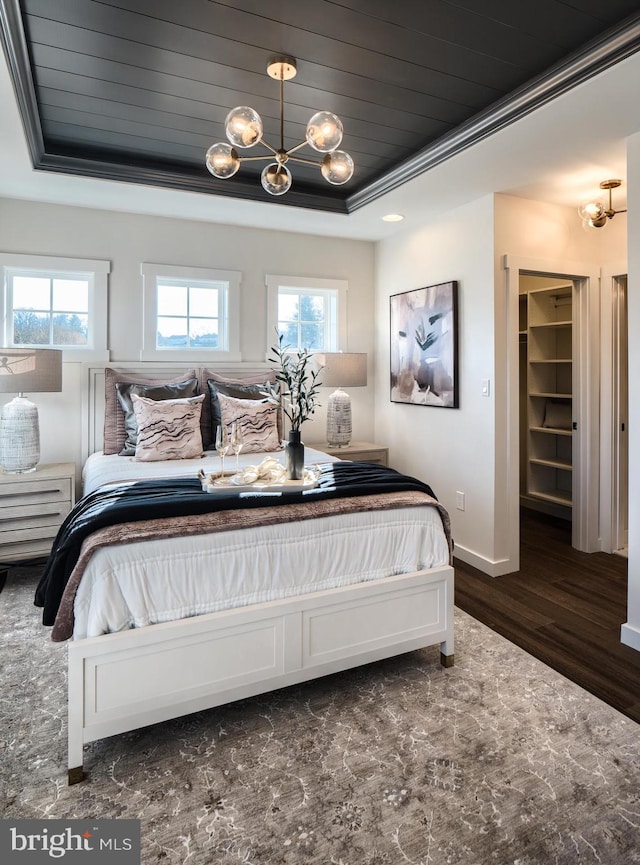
[[35, 462, 437, 627]]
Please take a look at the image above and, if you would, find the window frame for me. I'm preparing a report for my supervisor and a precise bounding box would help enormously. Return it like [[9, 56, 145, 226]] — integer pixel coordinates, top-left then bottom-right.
[[140, 263, 241, 362], [265, 274, 348, 355], [0, 252, 110, 361]]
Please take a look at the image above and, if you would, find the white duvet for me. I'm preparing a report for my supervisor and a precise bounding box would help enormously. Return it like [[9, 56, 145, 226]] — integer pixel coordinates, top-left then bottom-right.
[[73, 450, 450, 640]]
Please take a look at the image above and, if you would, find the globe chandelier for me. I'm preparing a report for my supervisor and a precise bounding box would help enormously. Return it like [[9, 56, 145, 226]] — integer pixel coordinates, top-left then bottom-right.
[[205, 56, 354, 197]]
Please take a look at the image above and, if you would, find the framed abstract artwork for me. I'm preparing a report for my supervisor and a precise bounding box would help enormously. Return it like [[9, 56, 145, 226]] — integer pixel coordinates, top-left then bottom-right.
[[390, 281, 458, 407]]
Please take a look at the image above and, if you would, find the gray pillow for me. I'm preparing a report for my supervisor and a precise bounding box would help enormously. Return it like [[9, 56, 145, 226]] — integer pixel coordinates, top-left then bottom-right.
[[116, 378, 199, 455]]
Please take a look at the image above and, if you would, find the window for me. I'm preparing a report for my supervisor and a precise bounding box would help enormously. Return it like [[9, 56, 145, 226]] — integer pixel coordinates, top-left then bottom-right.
[[140, 263, 241, 361], [0, 253, 110, 361], [266, 275, 347, 353]]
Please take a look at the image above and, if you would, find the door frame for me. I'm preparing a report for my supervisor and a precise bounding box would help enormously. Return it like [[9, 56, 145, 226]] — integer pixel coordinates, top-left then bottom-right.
[[503, 254, 601, 571], [600, 263, 628, 553]]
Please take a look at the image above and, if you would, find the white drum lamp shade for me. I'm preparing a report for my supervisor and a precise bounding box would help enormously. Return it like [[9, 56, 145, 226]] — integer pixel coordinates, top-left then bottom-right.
[[0, 349, 63, 473], [315, 353, 367, 447]]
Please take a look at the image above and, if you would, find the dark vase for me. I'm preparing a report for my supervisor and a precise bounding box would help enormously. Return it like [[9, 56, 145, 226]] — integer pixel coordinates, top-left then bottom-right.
[[285, 430, 305, 480]]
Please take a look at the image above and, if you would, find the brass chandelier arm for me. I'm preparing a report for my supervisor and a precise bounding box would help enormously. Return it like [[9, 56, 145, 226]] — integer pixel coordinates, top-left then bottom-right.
[[286, 140, 310, 156], [605, 184, 625, 217], [236, 154, 275, 163]]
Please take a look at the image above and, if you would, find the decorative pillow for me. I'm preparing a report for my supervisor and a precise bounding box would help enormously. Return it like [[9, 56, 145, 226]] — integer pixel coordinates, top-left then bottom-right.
[[197, 370, 275, 449], [103, 368, 196, 454], [542, 401, 572, 430], [116, 378, 199, 455], [132, 393, 205, 462], [206, 375, 280, 443], [217, 392, 282, 453]]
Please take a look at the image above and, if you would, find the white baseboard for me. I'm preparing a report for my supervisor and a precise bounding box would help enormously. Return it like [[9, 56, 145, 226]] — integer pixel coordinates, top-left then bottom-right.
[[620, 622, 640, 652], [453, 544, 516, 578]]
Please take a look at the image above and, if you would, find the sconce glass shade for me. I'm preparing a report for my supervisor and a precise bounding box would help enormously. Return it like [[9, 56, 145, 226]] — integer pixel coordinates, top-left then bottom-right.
[[321, 151, 355, 185], [578, 200, 608, 228], [306, 111, 343, 152], [261, 163, 292, 196], [225, 106, 263, 148], [205, 142, 240, 178]]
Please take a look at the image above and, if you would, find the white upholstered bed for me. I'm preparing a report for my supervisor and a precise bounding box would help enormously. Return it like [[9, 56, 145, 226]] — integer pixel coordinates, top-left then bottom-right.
[[52, 364, 454, 783]]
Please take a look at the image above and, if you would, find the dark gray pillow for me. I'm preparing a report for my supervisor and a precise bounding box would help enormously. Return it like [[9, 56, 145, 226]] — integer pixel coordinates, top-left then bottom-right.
[[207, 379, 280, 443], [116, 378, 199, 455]]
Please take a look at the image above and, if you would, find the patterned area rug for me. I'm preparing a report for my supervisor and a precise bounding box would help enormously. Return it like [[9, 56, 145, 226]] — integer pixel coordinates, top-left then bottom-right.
[[2, 566, 640, 864]]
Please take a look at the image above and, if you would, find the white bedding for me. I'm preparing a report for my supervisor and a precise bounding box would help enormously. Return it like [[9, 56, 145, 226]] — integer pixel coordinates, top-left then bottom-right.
[[82, 446, 337, 495], [73, 451, 450, 640]]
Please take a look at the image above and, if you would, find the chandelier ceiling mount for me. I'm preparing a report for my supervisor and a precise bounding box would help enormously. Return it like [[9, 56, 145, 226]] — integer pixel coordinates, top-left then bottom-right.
[[205, 56, 354, 197]]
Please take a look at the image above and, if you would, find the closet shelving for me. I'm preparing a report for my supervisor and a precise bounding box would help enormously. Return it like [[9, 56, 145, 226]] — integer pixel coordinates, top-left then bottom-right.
[[524, 284, 573, 510]]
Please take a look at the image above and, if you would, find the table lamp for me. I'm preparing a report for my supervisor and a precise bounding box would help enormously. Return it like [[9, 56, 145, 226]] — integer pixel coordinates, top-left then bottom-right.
[[315, 352, 367, 447], [0, 348, 63, 473]]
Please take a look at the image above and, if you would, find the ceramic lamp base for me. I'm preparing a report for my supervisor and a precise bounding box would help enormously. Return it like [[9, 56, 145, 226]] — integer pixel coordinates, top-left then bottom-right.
[[326, 387, 352, 447], [0, 396, 40, 473]]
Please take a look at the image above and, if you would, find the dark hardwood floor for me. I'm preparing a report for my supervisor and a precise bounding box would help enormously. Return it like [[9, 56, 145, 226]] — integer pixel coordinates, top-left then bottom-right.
[[455, 508, 640, 724]]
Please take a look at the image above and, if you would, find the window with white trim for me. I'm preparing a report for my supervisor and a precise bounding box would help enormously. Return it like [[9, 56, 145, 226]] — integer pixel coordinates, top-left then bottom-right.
[[266, 275, 347, 353], [0, 253, 110, 361], [140, 263, 241, 361]]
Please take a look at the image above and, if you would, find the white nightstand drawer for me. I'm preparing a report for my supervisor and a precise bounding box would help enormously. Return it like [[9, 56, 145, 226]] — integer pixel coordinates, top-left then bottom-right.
[[0, 462, 75, 563], [0, 477, 73, 510], [0, 500, 70, 534]]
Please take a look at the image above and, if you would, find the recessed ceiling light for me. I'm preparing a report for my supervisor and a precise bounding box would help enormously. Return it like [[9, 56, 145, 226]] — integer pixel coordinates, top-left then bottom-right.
[[381, 213, 404, 222]]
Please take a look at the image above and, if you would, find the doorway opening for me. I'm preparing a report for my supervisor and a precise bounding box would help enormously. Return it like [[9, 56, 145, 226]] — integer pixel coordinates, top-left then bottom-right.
[[518, 274, 575, 556], [504, 255, 601, 574]]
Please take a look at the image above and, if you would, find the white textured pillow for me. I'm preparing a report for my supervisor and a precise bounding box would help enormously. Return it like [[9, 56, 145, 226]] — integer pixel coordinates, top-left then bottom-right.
[[132, 393, 205, 462], [217, 392, 282, 453]]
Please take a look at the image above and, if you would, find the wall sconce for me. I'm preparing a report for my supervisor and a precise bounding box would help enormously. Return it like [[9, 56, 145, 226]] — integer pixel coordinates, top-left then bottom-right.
[[315, 353, 367, 448], [578, 179, 627, 228]]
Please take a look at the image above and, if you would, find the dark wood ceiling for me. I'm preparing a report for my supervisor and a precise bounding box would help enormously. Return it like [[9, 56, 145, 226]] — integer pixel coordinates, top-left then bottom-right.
[[2, 0, 640, 213]]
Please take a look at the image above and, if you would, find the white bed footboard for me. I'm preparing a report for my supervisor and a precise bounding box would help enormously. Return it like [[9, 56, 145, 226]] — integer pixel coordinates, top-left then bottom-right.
[[67, 565, 454, 783]]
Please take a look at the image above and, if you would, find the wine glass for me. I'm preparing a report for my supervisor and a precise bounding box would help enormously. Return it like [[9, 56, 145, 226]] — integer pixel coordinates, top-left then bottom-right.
[[230, 422, 244, 472], [215, 425, 230, 478]]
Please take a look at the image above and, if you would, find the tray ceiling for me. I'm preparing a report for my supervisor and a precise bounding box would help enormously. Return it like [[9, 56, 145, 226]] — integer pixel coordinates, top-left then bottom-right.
[[1, 0, 640, 214]]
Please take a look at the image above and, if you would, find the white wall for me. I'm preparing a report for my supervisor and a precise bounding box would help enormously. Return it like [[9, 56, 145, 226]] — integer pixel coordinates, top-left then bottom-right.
[[0, 198, 375, 475], [375, 195, 497, 571], [622, 132, 640, 651], [375, 191, 628, 577]]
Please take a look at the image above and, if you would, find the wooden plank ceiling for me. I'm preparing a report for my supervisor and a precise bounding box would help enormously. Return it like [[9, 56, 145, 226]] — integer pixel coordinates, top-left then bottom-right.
[[2, 0, 640, 212]]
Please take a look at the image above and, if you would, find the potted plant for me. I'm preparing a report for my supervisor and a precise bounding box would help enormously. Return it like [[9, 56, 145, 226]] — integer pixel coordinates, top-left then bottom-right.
[[263, 334, 323, 479]]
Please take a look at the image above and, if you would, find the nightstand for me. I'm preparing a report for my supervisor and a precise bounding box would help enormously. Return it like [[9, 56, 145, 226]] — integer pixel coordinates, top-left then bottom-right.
[[0, 462, 76, 563], [309, 441, 389, 466]]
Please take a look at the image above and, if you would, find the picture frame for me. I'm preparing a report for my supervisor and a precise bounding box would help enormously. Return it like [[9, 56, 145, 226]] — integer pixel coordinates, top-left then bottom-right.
[[390, 281, 458, 408]]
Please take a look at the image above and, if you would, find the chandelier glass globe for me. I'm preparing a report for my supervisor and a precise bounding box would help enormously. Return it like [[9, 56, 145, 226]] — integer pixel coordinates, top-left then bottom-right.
[[306, 111, 343, 152], [261, 163, 292, 196], [321, 151, 354, 185], [205, 142, 240, 179], [225, 106, 263, 148], [577, 200, 604, 222]]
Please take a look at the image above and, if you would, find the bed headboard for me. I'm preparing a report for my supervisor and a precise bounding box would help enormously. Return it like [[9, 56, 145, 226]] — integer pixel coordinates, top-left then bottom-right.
[[82, 361, 275, 463]]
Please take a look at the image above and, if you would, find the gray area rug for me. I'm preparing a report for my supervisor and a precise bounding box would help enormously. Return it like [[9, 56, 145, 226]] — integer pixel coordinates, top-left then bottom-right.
[[2, 566, 640, 864]]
